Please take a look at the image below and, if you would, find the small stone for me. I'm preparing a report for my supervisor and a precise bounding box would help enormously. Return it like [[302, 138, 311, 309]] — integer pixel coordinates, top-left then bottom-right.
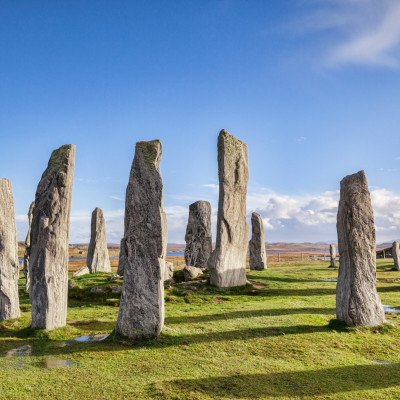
[[336, 170, 385, 327], [111, 286, 122, 294], [392, 241, 400, 271], [68, 280, 75, 289], [29, 144, 75, 330], [183, 266, 203, 281], [108, 274, 121, 281], [117, 238, 126, 276], [90, 286, 106, 293], [184, 201, 212, 269], [0, 179, 20, 321], [164, 261, 174, 281], [208, 130, 249, 287], [249, 212, 267, 271], [23, 201, 34, 291], [72, 266, 90, 277], [87, 207, 111, 273], [329, 244, 336, 268]]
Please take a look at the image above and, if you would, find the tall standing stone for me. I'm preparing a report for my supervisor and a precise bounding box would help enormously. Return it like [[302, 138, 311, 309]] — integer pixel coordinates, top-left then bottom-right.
[[0, 179, 20, 321], [184, 201, 212, 269], [249, 212, 267, 271], [336, 170, 385, 326], [392, 241, 400, 271], [117, 238, 126, 276], [207, 129, 249, 287], [23, 201, 34, 291], [329, 244, 336, 268], [29, 144, 75, 330], [86, 207, 111, 273], [115, 140, 167, 339]]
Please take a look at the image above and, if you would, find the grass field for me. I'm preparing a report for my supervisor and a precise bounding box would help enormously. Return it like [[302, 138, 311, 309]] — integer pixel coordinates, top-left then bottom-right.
[[1, 259, 400, 399]]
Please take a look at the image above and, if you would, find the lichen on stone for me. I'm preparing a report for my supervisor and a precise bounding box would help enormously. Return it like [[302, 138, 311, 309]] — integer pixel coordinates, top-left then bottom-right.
[[48, 144, 74, 176], [136, 140, 161, 170]]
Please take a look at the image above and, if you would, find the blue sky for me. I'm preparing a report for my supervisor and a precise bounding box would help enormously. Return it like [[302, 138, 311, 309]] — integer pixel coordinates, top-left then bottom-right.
[[1, 0, 400, 243]]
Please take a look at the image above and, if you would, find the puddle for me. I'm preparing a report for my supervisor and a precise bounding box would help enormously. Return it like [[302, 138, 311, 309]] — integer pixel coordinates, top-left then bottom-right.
[[382, 305, 400, 313], [374, 360, 391, 365], [73, 333, 110, 343], [318, 279, 337, 282], [41, 358, 76, 369], [4, 345, 32, 358]]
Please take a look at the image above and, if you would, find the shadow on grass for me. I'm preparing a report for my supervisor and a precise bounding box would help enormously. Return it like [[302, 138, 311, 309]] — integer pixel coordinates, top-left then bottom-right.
[[165, 307, 335, 325], [152, 363, 400, 398], [0, 323, 330, 357]]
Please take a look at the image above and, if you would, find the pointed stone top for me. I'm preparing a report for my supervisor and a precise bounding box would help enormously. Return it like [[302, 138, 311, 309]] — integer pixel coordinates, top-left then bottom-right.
[[252, 211, 261, 219], [48, 144, 76, 177], [340, 170, 366, 185], [218, 129, 246, 146], [92, 207, 103, 215]]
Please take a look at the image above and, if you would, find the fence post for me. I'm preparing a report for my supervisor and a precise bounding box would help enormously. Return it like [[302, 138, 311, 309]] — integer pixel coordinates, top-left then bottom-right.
[[278, 253, 280, 262]]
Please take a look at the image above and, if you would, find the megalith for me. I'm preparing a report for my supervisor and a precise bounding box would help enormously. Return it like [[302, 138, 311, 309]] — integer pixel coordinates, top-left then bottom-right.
[[0, 179, 20, 321], [392, 241, 400, 271], [184, 200, 212, 269], [23, 201, 35, 291], [207, 129, 249, 287], [29, 144, 75, 330], [329, 244, 336, 268], [336, 170, 385, 326], [115, 140, 167, 339], [87, 207, 111, 273], [117, 238, 126, 276], [249, 212, 267, 270]]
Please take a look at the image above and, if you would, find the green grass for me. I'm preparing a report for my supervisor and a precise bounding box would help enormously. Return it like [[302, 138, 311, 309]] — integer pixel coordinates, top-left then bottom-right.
[[1, 260, 400, 399]]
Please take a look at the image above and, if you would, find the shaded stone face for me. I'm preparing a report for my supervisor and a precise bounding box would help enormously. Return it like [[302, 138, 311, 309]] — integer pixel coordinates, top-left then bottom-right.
[[87, 207, 111, 273], [207, 130, 249, 287], [0, 179, 20, 321], [115, 139, 167, 339], [184, 201, 212, 269], [117, 238, 126, 276], [329, 244, 336, 268], [29, 144, 75, 330], [336, 170, 385, 327], [23, 201, 35, 291], [392, 241, 400, 271], [249, 212, 267, 271]]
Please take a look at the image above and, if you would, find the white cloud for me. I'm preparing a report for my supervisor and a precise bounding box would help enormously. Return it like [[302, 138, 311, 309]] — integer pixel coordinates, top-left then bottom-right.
[[291, 0, 400, 68], [110, 195, 124, 201]]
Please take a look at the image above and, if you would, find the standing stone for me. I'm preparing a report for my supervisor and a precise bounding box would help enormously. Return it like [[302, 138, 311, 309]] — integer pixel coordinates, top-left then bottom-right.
[[184, 201, 212, 269], [336, 170, 385, 327], [117, 238, 126, 276], [86, 207, 111, 273], [29, 144, 75, 330], [392, 241, 400, 271], [115, 140, 167, 339], [207, 129, 249, 287], [23, 201, 35, 291], [249, 212, 267, 271], [329, 244, 336, 268], [0, 179, 20, 321]]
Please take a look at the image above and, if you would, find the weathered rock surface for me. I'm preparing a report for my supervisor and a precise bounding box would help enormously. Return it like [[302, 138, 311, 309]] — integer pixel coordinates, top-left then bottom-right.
[[72, 266, 90, 277], [207, 130, 249, 287], [23, 201, 35, 291], [183, 266, 203, 281], [393, 241, 400, 271], [115, 140, 167, 339], [249, 212, 267, 271], [329, 244, 336, 268], [164, 261, 174, 281], [184, 201, 212, 269], [68, 279, 75, 289], [336, 170, 385, 327], [117, 238, 126, 276], [87, 207, 111, 273], [29, 144, 75, 330], [112, 286, 122, 294], [90, 286, 105, 293], [0, 179, 20, 321]]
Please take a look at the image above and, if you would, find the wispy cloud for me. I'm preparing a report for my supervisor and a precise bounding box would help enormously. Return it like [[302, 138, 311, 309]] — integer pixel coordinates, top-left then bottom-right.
[[110, 195, 124, 201], [291, 0, 400, 68]]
